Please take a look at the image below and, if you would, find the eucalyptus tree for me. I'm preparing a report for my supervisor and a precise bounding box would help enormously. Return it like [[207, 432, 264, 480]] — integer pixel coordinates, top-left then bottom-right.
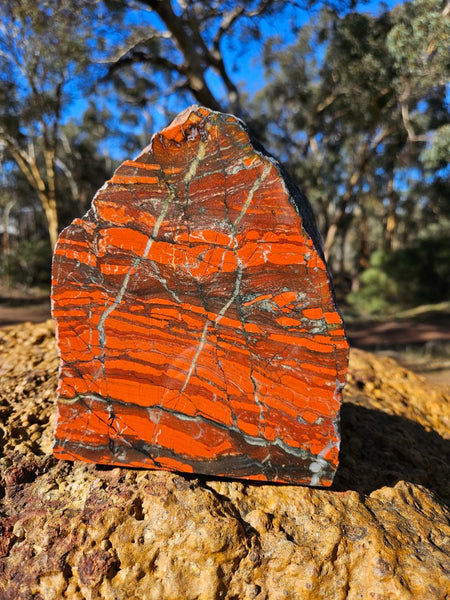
[[0, 0, 111, 249], [105, 0, 358, 122], [254, 0, 449, 284]]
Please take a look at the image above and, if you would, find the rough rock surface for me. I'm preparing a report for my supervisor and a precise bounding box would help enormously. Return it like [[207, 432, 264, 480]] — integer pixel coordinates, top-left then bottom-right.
[[51, 106, 348, 486], [0, 320, 449, 599]]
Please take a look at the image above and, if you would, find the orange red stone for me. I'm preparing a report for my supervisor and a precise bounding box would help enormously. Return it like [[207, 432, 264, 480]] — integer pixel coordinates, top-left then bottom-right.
[[51, 106, 349, 485]]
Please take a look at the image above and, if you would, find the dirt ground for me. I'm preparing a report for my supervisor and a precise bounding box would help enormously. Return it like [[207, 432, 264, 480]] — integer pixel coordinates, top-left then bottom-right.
[[1, 297, 449, 387], [0, 300, 51, 329], [345, 306, 450, 387]]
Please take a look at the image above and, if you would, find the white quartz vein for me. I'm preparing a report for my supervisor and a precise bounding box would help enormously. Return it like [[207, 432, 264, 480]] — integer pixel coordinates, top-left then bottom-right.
[[98, 137, 207, 374], [179, 162, 271, 393]]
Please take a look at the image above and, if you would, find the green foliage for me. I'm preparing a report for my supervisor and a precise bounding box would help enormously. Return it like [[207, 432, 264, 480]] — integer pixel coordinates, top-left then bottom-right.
[[420, 124, 450, 170], [0, 235, 52, 287], [254, 0, 449, 298], [348, 238, 450, 314], [0, 0, 448, 302], [0, 0, 94, 138], [387, 0, 450, 92]]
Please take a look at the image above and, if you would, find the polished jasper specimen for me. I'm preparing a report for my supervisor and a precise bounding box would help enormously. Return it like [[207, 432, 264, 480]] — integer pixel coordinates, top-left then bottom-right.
[[52, 106, 349, 485]]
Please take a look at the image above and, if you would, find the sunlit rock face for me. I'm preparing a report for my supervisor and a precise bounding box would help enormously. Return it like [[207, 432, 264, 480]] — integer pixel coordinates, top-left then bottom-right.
[[51, 106, 348, 485]]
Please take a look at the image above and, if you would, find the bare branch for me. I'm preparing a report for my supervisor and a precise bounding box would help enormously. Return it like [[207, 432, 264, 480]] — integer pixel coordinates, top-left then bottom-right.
[[211, 0, 279, 54], [134, 0, 222, 110], [103, 31, 171, 66], [401, 102, 428, 143], [107, 48, 185, 76], [245, 0, 278, 18], [369, 126, 394, 152], [213, 6, 245, 52], [0, 129, 46, 194], [316, 91, 343, 113], [54, 157, 79, 200], [308, 135, 323, 161]]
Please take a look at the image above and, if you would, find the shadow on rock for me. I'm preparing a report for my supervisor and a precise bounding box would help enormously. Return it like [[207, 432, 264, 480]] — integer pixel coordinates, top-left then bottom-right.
[[333, 403, 450, 505]]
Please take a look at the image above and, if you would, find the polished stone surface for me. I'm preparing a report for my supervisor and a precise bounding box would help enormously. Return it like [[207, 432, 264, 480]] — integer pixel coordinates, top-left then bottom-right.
[[51, 106, 348, 485]]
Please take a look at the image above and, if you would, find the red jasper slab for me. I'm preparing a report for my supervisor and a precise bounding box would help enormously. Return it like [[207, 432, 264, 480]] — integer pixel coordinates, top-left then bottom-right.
[[51, 106, 349, 485]]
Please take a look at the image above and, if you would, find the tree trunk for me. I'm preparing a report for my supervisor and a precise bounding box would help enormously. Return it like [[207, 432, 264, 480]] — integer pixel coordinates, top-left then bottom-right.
[[3, 137, 59, 249], [357, 204, 370, 272], [38, 191, 59, 249], [383, 178, 398, 252], [143, 1, 223, 112], [323, 170, 362, 260], [43, 147, 59, 249]]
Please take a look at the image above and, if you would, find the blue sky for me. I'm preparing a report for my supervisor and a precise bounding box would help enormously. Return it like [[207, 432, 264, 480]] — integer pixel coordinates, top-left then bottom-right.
[[63, 0, 404, 161]]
